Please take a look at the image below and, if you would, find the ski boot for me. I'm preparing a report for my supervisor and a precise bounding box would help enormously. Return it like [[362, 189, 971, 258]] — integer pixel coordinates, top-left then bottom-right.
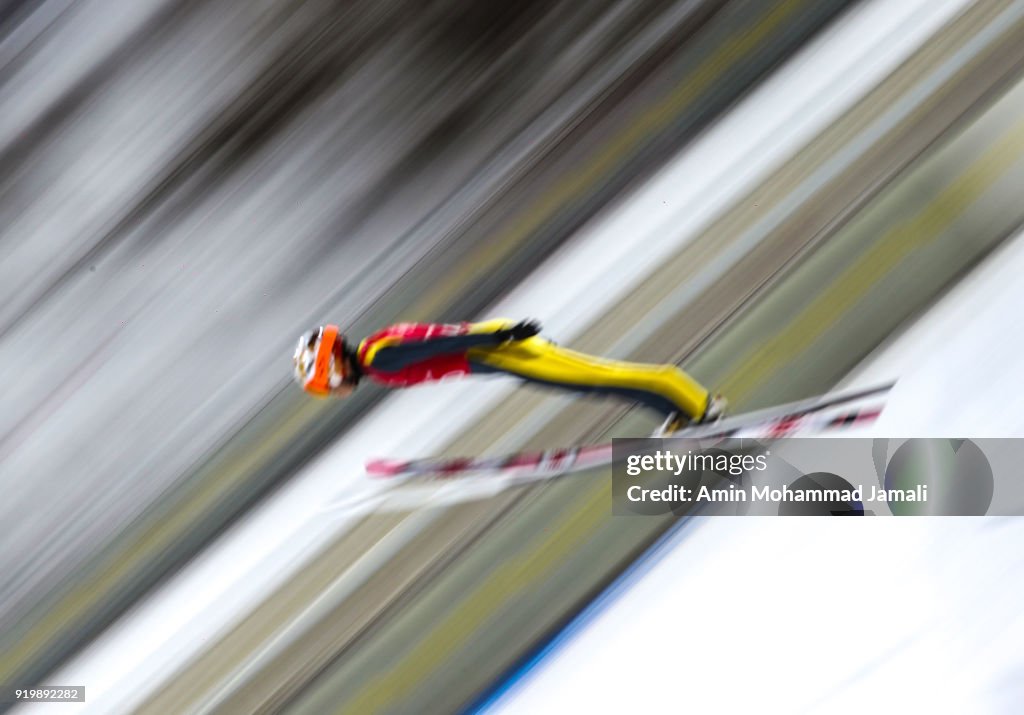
[[655, 394, 728, 436], [700, 394, 728, 424]]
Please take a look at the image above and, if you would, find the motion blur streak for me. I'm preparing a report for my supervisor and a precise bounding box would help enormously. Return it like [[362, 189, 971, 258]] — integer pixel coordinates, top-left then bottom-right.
[[1, 0, 855, 694], [4, 0, 1024, 713]]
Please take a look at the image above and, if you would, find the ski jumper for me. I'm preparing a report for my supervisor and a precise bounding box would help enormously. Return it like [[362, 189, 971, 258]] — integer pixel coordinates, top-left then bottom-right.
[[355, 319, 710, 420]]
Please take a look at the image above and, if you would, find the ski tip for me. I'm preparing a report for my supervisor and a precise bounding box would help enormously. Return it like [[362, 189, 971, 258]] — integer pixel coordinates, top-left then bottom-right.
[[365, 458, 404, 477]]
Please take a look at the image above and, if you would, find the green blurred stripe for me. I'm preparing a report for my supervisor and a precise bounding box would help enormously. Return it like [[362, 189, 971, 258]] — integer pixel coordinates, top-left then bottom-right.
[[719, 112, 1024, 400]]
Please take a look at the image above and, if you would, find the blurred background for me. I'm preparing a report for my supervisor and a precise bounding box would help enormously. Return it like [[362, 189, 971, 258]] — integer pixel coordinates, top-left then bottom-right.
[[3, 0, 1024, 712]]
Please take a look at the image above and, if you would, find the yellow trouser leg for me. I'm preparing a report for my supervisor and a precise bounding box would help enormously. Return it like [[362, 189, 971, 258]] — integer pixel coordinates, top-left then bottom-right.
[[469, 336, 709, 419]]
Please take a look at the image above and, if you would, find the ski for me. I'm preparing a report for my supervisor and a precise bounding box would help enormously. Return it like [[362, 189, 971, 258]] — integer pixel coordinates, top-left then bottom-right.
[[365, 381, 894, 481], [669, 380, 894, 439], [366, 443, 614, 480]]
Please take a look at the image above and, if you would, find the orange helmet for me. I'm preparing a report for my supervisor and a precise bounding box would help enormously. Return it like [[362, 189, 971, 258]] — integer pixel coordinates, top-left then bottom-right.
[[292, 325, 349, 396]]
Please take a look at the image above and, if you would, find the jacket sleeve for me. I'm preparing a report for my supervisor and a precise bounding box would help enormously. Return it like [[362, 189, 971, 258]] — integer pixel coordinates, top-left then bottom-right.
[[368, 328, 508, 372]]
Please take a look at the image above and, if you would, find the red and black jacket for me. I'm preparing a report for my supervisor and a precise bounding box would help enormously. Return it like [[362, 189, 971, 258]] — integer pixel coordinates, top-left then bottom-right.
[[354, 322, 510, 387]]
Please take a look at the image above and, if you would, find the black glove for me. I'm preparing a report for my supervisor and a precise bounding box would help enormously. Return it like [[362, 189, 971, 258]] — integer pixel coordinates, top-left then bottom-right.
[[496, 319, 541, 342]]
